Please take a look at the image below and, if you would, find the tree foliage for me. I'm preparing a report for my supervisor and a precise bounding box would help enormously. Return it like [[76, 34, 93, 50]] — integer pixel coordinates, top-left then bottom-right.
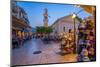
[[36, 26, 53, 34]]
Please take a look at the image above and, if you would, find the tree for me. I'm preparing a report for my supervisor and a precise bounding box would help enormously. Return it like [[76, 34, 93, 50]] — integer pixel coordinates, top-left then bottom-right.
[[36, 26, 53, 34], [45, 27, 53, 34]]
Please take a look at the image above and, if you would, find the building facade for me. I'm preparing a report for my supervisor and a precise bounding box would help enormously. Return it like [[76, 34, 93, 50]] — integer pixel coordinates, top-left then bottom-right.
[[12, 1, 32, 47], [51, 15, 79, 36]]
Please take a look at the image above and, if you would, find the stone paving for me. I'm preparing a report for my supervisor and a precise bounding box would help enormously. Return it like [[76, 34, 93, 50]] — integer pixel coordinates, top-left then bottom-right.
[[11, 38, 77, 66]]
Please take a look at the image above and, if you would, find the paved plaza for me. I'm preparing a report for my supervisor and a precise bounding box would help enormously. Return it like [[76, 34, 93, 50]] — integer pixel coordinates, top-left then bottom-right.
[[12, 38, 77, 66]]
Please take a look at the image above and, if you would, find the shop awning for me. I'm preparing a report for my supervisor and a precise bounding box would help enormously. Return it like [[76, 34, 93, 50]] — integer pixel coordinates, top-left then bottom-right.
[[81, 5, 95, 14]]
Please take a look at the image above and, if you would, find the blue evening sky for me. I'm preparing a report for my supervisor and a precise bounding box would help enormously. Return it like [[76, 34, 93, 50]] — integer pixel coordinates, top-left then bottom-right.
[[16, 1, 92, 28]]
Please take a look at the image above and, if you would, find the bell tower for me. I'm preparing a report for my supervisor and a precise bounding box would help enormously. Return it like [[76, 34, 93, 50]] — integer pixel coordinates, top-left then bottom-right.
[[43, 8, 48, 27]]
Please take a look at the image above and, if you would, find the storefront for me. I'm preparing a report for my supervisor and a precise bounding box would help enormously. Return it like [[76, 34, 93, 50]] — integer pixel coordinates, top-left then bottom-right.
[[12, 14, 32, 48]]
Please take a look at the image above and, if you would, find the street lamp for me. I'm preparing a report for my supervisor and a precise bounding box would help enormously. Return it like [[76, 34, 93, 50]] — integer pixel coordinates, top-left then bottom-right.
[[72, 13, 77, 19], [72, 8, 84, 53], [72, 13, 77, 53]]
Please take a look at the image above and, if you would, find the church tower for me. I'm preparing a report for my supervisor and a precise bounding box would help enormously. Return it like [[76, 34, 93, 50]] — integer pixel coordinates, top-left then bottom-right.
[[43, 8, 48, 27]]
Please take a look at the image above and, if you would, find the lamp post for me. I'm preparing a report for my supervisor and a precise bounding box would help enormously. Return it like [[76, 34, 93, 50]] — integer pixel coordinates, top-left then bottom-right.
[[72, 8, 84, 53], [72, 13, 77, 53]]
